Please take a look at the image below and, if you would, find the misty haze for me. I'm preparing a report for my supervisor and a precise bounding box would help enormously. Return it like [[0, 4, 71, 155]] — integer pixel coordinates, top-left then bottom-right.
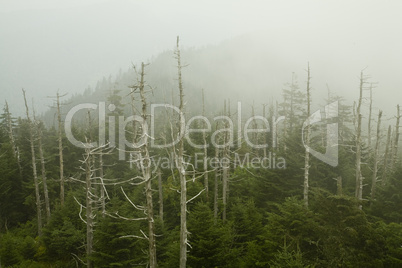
[[1, 1, 402, 267]]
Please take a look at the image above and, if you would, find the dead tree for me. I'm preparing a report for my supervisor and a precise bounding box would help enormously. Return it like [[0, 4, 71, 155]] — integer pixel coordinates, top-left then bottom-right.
[[56, 93, 66, 207], [73, 111, 109, 268], [175, 36, 188, 268], [390, 105, 401, 171], [125, 62, 159, 267], [213, 144, 220, 224], [138, 62, 157, 268], [158, 170, 164, 225], [251, 101, 259, 157], [33, 108, 51, 222], [371, 110, 382, 200], [262, 103, 269, 158], [303, 63, 311, 207], [22, 89, 42, 236], [367, 85, 373, 150], [4, 101, 22, 178], [382, 125, 392, 186], [84, 140, 94, 268], [222, 100, 230, 221], [355, 72, 365, 204], [202, 89, 209, 201], [99, 149, 106, 217]]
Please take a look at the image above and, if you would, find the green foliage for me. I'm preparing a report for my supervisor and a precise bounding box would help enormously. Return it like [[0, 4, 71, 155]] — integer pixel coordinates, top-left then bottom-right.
[[187, 202, 235, 268], [2, 68, 402, 268], [41, 193, 85, 265], [371, 166, 402, 223], [310, 190, 386, 267]]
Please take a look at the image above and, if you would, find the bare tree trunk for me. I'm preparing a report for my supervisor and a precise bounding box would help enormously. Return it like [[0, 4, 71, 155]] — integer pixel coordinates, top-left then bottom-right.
[[84, 140, 93, 268], [175, 37, 188, 268], [158, 170, 164, 225], [99, 150, 105, 217], [57, 93, 65, 207], [355, 72, 364, 205], [214, 145, 220, 224], [4, 102, 23, 177], [368, 86, 373, 150], [382, 125, 392, 186], [371, 110, 382, 200], [22, 89, 42, 236], [251, 102, 259, 157], [303, 64, 311, 207], [138, 62, 157, 268], [262, 103, 268, 158], [289, 73, 296, 131], [35, 114, 51, 222], [202, 89, 209, 201], [390, 105, 400, 171], [222, 100, 229, 222]]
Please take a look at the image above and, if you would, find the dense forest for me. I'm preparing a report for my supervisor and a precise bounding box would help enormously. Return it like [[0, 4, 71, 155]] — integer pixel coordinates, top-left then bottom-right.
[[1, 38, 402, 268]]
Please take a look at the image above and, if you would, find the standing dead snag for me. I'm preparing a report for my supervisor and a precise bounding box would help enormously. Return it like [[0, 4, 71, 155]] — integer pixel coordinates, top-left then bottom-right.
[[303, 63, 311, 207], [73, 110, 110, 268], [368, 85, 373, 150], [390, 105, 401, 171], [382, 125, 392, 186], [202, 89, 209, 201], [175, 36, 188, 268], [127, 62, 157, 267], [33, 108, 51, 222], [262, 103, 269, 158], [84, 138, 94, 268], [158, 170, 164, 225], [222, 100, 229, 221], [4, 101, 23, 178], [138, 62, 157, 268], [213, 144, 220, 224], [22, 89, 42, 236], [56, 93, 66, 207], [99, 148, 106, 217], [355, 71, 366, 205], [72, 138, 113, 268], [371, 110, 382, 200]]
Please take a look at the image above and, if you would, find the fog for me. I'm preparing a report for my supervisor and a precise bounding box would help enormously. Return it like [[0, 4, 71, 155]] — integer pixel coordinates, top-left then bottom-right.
[[1, 0, 402, 118]]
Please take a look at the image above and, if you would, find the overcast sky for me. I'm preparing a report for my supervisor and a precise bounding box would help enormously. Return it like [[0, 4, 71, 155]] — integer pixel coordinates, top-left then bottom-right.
[[1, 0, 402, 116]]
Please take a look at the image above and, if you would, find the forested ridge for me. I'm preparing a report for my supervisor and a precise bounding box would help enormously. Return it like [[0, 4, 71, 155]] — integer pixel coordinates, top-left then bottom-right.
[[1, 40, 402, 268]]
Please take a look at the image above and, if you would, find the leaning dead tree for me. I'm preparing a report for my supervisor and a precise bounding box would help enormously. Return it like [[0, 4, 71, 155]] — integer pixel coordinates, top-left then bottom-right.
[[303, 63, 311, 207], [22, 89, 42, 236], [4, 101, 22, 178]]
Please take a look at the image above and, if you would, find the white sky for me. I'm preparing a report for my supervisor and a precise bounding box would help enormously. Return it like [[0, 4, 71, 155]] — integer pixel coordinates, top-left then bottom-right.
[[1, 0, 402, 116]]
